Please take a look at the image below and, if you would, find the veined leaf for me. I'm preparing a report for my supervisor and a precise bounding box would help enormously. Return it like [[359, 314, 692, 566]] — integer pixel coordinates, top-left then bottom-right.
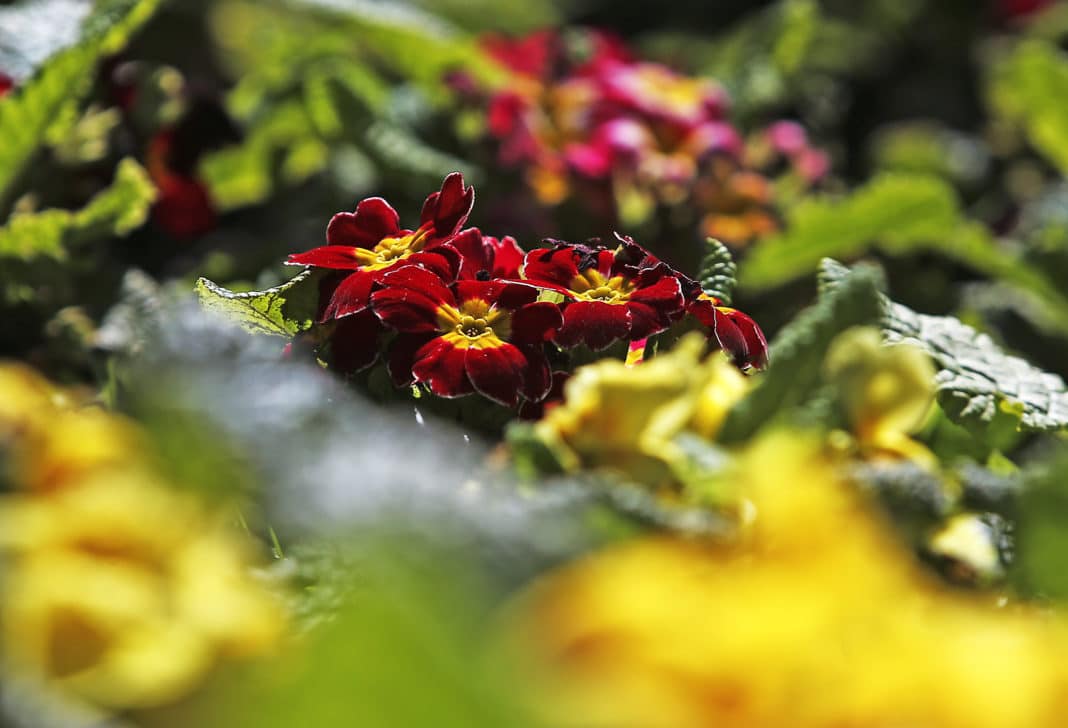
[[194, 268, 321, 337], [718, 261, 885, 442], [0, 0, 162, 205], [820, 259, 1068, 433], [696, 238, 737, 305]]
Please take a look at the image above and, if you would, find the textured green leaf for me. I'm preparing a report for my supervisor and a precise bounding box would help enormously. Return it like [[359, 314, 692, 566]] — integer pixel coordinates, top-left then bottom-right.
[[820, 259, 1068, 433], [989, 38, 1068, 175], [194, 268, 321, 337], [1011, 448, 1068, 600], [718, 261, 885, 442], [696, 238, 737, 305], [0, 0, 162, 204]]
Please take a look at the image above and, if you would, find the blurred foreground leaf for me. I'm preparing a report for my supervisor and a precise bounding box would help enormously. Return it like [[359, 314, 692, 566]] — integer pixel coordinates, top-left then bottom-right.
[[194, 268, 321, 337], [0, 0, 162, 205], [821, 260, 1068, 434]]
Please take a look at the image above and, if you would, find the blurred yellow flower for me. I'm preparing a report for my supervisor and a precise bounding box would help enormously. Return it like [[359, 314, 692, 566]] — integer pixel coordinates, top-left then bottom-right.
[[533, 335, 748, 487], [824, 326, 937, 466], [0, 364, 285, 712], [502, 432, 1068, 728]]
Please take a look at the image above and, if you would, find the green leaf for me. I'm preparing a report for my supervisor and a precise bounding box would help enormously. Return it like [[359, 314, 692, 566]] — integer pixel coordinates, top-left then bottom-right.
[[738, 173, 1068, 335], [718, 260, 885, 442], [820, 259, 1068, 433], [1010, 448, 1068, 600], [0, 0, 162, 205], [696, 238, 737, 305], [194, 268, 321, 337], [989, 38, 1068, 175], [0, 158, 155, 303]]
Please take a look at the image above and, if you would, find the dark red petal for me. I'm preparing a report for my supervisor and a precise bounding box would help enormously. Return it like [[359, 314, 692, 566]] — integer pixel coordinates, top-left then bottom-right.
[[421, 172, 475, 237], [379, 264, 455, 304], [329, 310, 384, 373], [626, 277, 685, 337], [626, 301, 672, 340], [489, 236, 525, 278], [465, 343, 527, 407], [721, 308, 769, 370], [557, 301, 631, 350], [326, 197, 401, 247], [518, 347, 552, 402], [388, 333, 436, 386], [510, 301, 563, 346], [629, 275, 684, 308], [322, 271, 376, 320], [522, 244, 581, 286], [406, 250, 460, 283], [412, 337, 473, 398], [443, 227, 491, 279], [287, 245, 366, 271]]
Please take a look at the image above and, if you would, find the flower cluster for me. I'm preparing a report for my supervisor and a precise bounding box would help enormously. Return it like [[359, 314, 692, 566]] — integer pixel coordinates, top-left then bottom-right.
[[471, 29, 828, 247], [0, 364, 284, 712], [287, 174, 767, 409]]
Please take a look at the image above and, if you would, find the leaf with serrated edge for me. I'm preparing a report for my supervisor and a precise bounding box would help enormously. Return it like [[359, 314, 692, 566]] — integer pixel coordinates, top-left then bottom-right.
[[194, 269, 320, 338], [820, 259, 1068, 432], [697, 238, 737, 305]]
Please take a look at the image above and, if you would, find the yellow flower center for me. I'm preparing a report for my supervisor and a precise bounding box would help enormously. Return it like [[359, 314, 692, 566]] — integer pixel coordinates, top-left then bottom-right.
[[437, 298, 512, 350], [569, 269, 635, 304], [352, 226, 431, 271]]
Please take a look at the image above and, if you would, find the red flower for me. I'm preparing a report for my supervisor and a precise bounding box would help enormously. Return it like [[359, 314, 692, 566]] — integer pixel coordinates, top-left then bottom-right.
[[688, 294, 768, 371], [146, 131, 217, 238], [521, 235, 685, 350], [0, 73, 14, 97], [287, 173, 474, 320], [371, 266, 561, 407]]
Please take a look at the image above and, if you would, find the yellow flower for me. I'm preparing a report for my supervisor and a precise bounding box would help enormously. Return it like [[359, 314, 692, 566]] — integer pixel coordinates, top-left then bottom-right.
[[0, 363, 76, 444], [824, 326, 937, 466], [501, 432, 1068, 728], [0, 472, 284, 709], [533, 335, 748, 487]]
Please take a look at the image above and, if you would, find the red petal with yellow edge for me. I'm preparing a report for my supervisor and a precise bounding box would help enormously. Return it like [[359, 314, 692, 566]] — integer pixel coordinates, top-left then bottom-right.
[[322, 270, 376, 320], [388, 333, 436, 386], [326, 197, 401, 247], [412, 337, 473, 398], [557, 300, 631, 350], [421, 172, 474, 237], [721, 307, 769, 370], [510, 301, 563, 346], [287, 245, 366, 270], [466, 343, 527, 407], [329, 310, 384, 373]]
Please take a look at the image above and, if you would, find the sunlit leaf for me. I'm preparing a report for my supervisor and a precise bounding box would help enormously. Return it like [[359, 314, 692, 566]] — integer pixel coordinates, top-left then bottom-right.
[[194, 268, 321, 337]]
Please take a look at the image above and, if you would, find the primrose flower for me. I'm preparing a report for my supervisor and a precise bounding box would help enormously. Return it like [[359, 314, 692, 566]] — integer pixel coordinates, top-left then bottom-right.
[[694, 156, 779, 247], [500, 432, 1068, 728], [0, 474, 284, 710], [823, 327, 936, 465], [598, 61, 729, 128], [288, 172, 474, 320], [445, 228, 527, 280], [371, 265, 561, 406], [0, 72, 13, 96], [521, 235, 685, 350], [533, 335, 748, 486]]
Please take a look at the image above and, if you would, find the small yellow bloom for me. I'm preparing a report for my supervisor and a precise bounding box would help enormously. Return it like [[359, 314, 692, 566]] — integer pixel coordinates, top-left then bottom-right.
[[533, 335, 748, 487], [824, 327, 937, 465]]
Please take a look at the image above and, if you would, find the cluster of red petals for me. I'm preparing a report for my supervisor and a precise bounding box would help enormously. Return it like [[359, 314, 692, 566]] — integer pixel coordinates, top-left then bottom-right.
[[287, 174, 768, 407]]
